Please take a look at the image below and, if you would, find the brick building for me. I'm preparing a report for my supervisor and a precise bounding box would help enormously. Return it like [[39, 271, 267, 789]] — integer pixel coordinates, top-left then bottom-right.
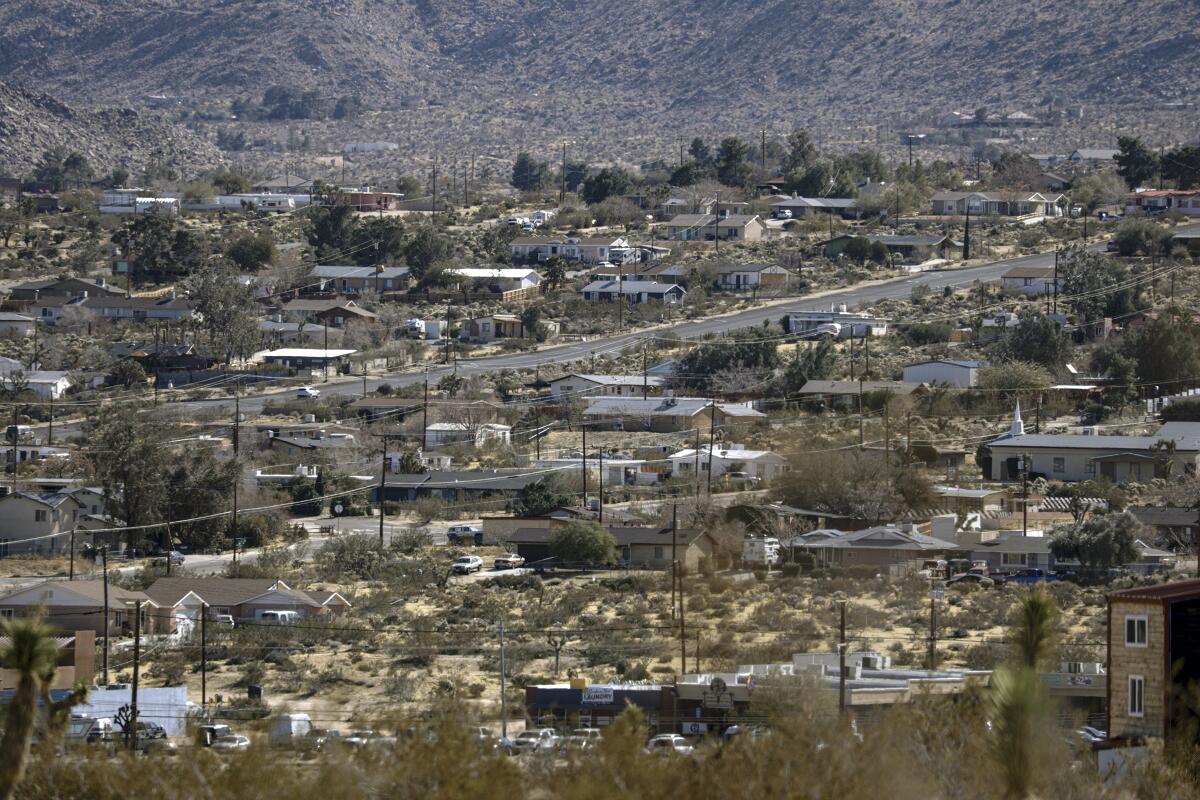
[[1106, 580, 1200, 742]]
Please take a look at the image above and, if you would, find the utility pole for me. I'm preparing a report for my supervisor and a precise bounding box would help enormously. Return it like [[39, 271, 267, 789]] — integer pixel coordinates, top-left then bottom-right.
[[713, 195, 720, 254], [839, 600, 847, 713], [849, 331, 855, 380], [68, 527, 76, 580], [597, 446, 604, 524], [671, 503, 678, 620], [581, 420, 588, 508], [928, 591, 938, 670], [858, 379, 865, 448], [200, 607, 208, 705], [230, 472, 239, 561], [432, 158, 438, 215], [422, 370, 429, 451], [761, 129, 767, 174], [706, 399, 717, 495], [10, 404, 18, 495], [378, 434, 391, 548], [47, 395, 53, 445], [905, 413, 912, 466], [101, 546, 109, 684], [1053, 249, 1059, 315], [323, 322, 329, 382], [693, 427, 702, 498], [233, 377, 241, 456], [1021, 454, 1030, 537], [560, 141, 567, 203], [679, 562, 687, 674], [963, 204, 971, 260], [499, 620, 508, 739], [883, 399, 890, 467], [642, 341, 649, 400], [129, 600, 141, 751]]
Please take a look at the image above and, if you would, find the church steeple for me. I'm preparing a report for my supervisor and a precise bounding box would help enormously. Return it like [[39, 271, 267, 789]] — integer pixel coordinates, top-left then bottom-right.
[[1010, 400, 1025, 437]]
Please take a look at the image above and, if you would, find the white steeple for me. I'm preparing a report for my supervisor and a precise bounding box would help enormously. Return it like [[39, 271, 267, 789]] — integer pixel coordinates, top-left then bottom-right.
[[1010, 400, 1025, 437]]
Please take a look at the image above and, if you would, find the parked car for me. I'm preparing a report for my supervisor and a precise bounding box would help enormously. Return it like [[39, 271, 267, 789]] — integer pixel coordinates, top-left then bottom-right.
[[345, 729, 397, 748], [199, 724, 251, 751], [446, 524, 482, 545], [296, 386, 321, 399], [646, 734, 693, 755], [564, 728, 602, 751], [494, 553, 525, 570], [213, 613, 236, 628], [136, 721, 167, 740], [999, 568, 1057, 584], [511, 728, 561, 752], [946, 573, 1003, 588], [152, 550, 185, 567], [260, 610, 300, 625], [453, 555, 484, 574]]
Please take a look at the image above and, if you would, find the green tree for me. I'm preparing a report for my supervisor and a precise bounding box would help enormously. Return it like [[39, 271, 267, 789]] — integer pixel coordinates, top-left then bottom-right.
[[181, 181, 215, 204], [581, 167, 634, 205], [994, 313, 1072, 370], [1115, 136, 1159, 190], [688, 138, 713, 166], [867, 240, 891, 265], [839, 236, 870, 264], [715, 137, 753, 187], [211, 170, 250, 194], [404, 226, 454, 279], [676, 324, 782, 393], [225, 231, 278, 271], [776, 338, 836, 395], [184, 259, 261, 362], [397, 450, 426, 474], [513, 475, 575, 516], [543, 256, 568, 289], [1049, 511, 1141, 574], [108, 359, 147, 390], [781, 129, 817, 183], [1121, 314, 1200, 383], [0, 615, 88, 800], [669, 161, 710, 187], [976, 362, 1052, 398], [519, 306, 543, 340], [549, 520, 618, 565], [166, 450, 242, 551], [87, 405, 170, 549], [112, 212, 176, 284], [1057, 247, 1140, 334], [305, 203, 357, 260], [437, 373, 465, 398], [1113, 218, 1163, 256], [1162, 144, 1200, 190], [511, 152, 551, 192]]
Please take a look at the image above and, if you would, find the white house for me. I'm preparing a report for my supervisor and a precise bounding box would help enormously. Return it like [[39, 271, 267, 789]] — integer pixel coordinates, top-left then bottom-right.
[[446, 268, 542, 292], [1002, 266, 1064, 296], [0, 370, 73, 400], [510, 236, 633, 265], [548, 374, 666, 400], [785, 308, 889, 338], [902, 360, 986, 388], [426, 423, 512, 448], [581, 280, 686, 305], [668, 445, 788, 481], [931, 191, 1064, 217], [0, 313, 36, 337]]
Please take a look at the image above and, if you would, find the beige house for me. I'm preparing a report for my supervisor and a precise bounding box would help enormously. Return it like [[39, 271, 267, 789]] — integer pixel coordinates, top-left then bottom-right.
[[143, 578, 351, 628], [0, 580, 163, 637], [0, 489, 110, 557], [664, 214, 765, 242], [1105, 580, 1200, 743]]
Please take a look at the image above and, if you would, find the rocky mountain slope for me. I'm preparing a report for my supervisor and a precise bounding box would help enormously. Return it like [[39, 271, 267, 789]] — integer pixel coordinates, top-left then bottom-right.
[[0, 81, 221, 177], [1, 0, 1195, 114]]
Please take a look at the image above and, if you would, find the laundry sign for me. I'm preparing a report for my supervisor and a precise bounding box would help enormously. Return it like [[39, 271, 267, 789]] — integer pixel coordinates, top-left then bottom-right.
[[581, 686, 614, 704]]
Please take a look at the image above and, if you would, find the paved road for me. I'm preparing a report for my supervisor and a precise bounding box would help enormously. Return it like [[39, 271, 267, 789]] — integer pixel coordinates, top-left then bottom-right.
[[173, 250, 1059, 417]]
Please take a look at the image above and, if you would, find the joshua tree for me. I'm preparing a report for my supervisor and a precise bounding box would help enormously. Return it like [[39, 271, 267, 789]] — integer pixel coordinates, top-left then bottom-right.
[[0, 614, 89, 800]]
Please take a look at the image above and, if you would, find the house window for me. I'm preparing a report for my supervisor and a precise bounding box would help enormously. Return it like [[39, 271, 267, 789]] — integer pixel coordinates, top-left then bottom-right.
[[1052, 457, 1065, 474], [654, 546, 664, 560], [1128, 675, 1144, 717], [0, 609, 10, 618], [1125, 615, 1148, 647], [1085, 461, 1096, 475], [1001, 552, 1028, 566], [34, 510, 47, 522]]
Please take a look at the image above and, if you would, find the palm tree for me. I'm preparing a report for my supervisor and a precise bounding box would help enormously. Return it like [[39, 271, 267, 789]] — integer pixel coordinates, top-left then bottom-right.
[[0, 614, 88, 800]]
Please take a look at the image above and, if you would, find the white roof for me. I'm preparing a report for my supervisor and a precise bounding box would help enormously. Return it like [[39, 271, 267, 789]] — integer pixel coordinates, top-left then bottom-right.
[[449, 268, 540, 280], [261, 349, 357, 358], [427, 423, 511, 431], [552, 374, 666, 387], [669, 447, 780, 461]]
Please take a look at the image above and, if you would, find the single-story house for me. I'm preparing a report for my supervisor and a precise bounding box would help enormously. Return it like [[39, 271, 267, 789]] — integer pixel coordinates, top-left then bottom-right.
[[1038, 172, 1072, 192], [1001, 265, 1064, 296], [425, 423, 512, 448], [547, 374, 666, 400], [1067, 149, 1119, 165], [668, 445, 788, 481], [0, 369, 73, 399], [1127, 506, 1197, 551], [0, 580, 163, 636], [931, 191, 1064, 217], [769, 196, 860, 219], [510, 236, 633, 265], [446, 267, 542, 293], [984, 406, 1200, 482], [902, 360, 986, 388], [0, 313, 36, 337], [713, 263, 792, 292], [791, 525, 964, 570], [143, 577, 350, 630], [80, 295, 194, 322], [260, 348, 356, 370], [1125, 190, 1200, 217], [664, 214, 765, 242], [583, 397, 765, 433], [784, 309, 889, 338], [376, 470, 554, 504], [823, 234, 958, 261], [278, 299, 378, 328], [8, 277, 126, 303], [309, 266, 412, 293], [498, 525, 715, 570], [581, 280, 686, 305], [348, 397, 424, 422], [459, 314, 560, 343]]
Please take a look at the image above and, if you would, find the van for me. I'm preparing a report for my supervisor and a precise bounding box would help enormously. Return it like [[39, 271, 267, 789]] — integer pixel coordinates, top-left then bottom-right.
[[260, 610, 300, 625], [269, 713, 313, 747]]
